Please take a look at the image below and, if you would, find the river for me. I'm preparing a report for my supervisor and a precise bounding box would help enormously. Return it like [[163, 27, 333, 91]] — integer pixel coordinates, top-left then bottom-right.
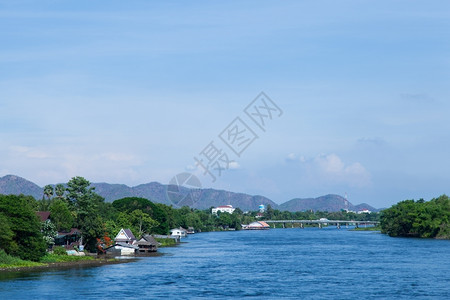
[[1, 228, 449, 299]]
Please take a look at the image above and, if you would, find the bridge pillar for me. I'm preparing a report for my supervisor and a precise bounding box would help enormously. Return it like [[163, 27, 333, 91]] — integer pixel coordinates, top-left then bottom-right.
[[273, 223, 275, 229], [291, 223, 294, 228], [337, 223, 341, 229], [319, 223, 322, 229], [355, 223, 359, 228], [283, 223, 285, 229], [300, 223, 304, 229]]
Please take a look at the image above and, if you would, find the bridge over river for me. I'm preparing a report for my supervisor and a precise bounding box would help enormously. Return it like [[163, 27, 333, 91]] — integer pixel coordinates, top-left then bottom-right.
[[264, 219, 380, 229]]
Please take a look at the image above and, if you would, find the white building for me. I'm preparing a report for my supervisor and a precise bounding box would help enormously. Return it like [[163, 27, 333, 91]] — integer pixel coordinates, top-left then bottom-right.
[[105, 228, 139, 256], [105, 242, 138, 256], [170, 228, 187, 238], [212, 205, 236, 215]]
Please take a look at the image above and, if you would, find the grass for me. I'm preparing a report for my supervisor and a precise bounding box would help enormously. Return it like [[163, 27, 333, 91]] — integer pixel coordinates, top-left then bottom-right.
[[0, 250, 44, 269], [39, 253, 94, 263], [351, 226, 381, 231], [155, 237, 177, 247], [0, 249, 96, 269]]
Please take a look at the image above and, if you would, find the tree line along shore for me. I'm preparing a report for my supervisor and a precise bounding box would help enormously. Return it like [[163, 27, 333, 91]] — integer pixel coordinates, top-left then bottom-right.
[[1, 176, 448, 270]]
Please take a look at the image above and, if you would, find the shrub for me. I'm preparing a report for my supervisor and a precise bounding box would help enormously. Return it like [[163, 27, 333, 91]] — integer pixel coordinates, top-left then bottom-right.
[[53, 246, 67, 256]]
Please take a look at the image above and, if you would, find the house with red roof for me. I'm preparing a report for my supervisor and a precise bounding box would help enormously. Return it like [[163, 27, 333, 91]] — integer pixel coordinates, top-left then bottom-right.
[[212, 205, 236, 215]]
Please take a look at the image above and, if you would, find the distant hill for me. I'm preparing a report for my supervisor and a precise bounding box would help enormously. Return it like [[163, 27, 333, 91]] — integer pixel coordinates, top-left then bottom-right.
[[0, 175, 43, 199], [0, 175, 378, 212], [0, 175, 277, 211], [188, 188, 277, 211], [278, 194, 379, 212]]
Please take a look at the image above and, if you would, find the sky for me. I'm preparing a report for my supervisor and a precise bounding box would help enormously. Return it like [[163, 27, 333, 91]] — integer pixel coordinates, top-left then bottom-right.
[[1, 0, 449, 208]]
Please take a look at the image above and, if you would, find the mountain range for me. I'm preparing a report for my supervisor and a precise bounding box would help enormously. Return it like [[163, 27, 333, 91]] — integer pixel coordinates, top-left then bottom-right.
[[0, 174, 379, 212]]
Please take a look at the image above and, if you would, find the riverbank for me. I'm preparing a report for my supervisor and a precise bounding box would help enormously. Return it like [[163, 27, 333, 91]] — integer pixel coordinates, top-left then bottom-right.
[[1, 237, 180, 273], [351, 226, 381, 231], [0, 249, 138, 273], [0, 256, 137, 273]]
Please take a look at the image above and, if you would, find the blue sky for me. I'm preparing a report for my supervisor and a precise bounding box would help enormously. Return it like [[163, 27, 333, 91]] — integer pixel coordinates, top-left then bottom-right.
[[1, 1, 449, 208]]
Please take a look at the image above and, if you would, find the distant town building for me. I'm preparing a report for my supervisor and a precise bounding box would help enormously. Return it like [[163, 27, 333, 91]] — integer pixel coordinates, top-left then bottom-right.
[[212, 205, 236, 215], [357, 209, 371, 214], [242, 221, 270, 230]]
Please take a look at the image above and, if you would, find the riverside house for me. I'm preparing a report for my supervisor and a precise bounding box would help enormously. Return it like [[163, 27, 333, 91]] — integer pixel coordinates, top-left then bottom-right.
[[170, 227, 187, 238], [105, 228, 139, 256], [36, 211, 82, 249], [105, 229, 159, 255], [135, 234, 158, 253]]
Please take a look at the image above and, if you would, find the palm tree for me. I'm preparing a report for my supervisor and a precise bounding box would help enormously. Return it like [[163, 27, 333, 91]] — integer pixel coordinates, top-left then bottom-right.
[[55, 184, 65, 199], [43, 184, 54, 200]]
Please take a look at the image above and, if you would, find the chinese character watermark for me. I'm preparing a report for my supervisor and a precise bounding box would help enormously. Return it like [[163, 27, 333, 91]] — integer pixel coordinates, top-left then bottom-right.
[[219, 117, 258, 157], [166, 92, 283, 207], [244, 92, 283, 132]]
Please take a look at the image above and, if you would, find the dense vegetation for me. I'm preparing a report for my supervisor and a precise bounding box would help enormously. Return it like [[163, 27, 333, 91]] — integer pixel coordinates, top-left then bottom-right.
[[380, 195, 450, 239], [0, 176, 260, 263], [0, 194, 46, 261]]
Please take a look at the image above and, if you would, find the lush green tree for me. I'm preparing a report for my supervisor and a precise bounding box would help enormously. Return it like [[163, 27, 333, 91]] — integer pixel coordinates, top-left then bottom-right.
[[234, 207, 243, 215], [130, 209, 159, 237], [265, 204, 274, 219], [112, 197, 153, 213], [36, 198, 52, 211], [381, 195, 450, 239], [0, 212, 14, 253], [217, 212, 232, 228], [49, 198, 74, 231], [112, 197, 171, 234], [184, 211, 202, 230], [0, 195, 46, 261], [104, 219, 120, 238], [66, 177, 105, 251], [66, 176, 95, 205], [115, 211, 133, 230], [79, 213, 104, 251]]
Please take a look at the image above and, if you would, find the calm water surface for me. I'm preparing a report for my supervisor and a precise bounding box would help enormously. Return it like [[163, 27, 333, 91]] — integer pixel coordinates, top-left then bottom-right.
[[1, 228, 449, 299]]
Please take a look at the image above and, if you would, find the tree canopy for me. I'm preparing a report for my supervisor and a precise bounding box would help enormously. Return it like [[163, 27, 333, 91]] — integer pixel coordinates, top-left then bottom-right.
[[0, 194, 46, 261], [381, 195, 450, 239]]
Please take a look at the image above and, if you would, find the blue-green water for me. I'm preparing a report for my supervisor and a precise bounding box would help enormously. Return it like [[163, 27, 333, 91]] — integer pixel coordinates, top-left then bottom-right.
[[1, 228, 449, 299]]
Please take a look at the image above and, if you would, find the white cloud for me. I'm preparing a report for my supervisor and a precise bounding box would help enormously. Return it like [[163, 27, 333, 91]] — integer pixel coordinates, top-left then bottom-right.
[[313, 154, 371, 187], [9, 145, 51, 159], [228, 161, 241, 169], [315, 154, 344, 173], [286, 153, 297, 161]]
